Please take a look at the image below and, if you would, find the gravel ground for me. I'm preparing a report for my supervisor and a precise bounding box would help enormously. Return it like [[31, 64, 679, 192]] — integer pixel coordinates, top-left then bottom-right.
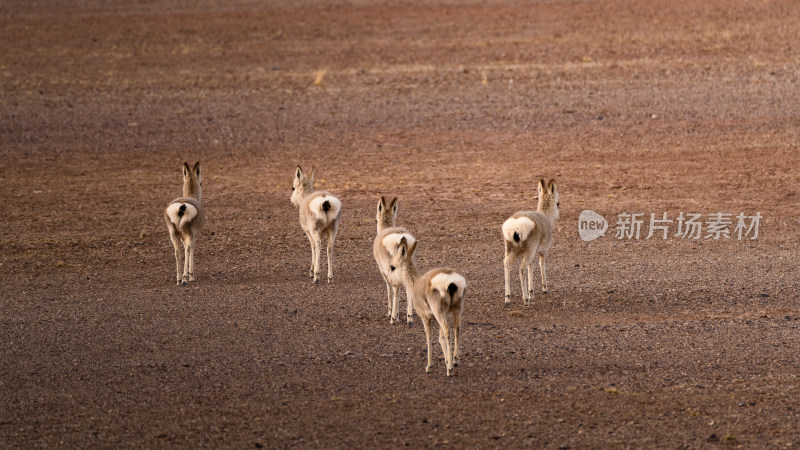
[[2, 0, 800, 447]]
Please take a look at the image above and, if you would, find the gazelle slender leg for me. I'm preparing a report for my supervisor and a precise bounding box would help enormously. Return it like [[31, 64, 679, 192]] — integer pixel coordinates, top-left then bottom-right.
[[503, 245, 513, 305], [436, 321, 453, 376], [182, 235, 191, 285], [188, 234, 196, 281], [326, 223, 337, 283], [169, 228, 181, 285], [539, 253, 548, 293], [422, 317, 433, 373], [405, 288, 414, 326], [305, 231, 315, 277], [518, 260, 528, 306], [390, 285, 399, 324], [453, 307, 462, 366], [527, 258, 535, 304], [431, 306, 452, 375], [312, 233, 321, 283], [384, 280, 393, 317]]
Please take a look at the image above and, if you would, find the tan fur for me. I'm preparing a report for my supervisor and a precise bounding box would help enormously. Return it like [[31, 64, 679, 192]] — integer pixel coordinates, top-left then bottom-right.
[[503, 179, 559, 306], [373, 196, 414, 325], [291, 165, 342, 283], [164, 162, 205, 286], [372, 197, 414, 326], [375, 196, 398, 234], [392, 238, 466, 376]]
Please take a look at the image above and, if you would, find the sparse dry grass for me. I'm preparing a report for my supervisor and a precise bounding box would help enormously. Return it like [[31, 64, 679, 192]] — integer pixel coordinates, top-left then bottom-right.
[[313, 68, 327, 86]]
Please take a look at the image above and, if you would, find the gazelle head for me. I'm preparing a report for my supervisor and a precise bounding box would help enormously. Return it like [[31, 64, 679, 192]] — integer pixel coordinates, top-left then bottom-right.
[[376, 196, 398, 231], [291, 165, 315, 206], [537, 179, 559, 222], [389, 235, 417, 274], [183, 161, 202, 201]]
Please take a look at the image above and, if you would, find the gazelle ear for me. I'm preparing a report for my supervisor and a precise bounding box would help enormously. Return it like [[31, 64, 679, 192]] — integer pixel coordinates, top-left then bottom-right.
[[308, 167, 315, 183], [398, 236, 408, 255], [390, 197, 398, 215], [194, 162, 201, 177], [408, 240, 417, 257], [183, 162, 190, 177], [549, 179, 556, 194], [295, 165, 303, 179], [538, 178, 546, 194], [378, 196, 386, 213]]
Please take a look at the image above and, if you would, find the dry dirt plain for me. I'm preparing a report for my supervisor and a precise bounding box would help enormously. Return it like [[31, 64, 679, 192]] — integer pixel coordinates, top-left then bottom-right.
[[3, 0, 800, 447]]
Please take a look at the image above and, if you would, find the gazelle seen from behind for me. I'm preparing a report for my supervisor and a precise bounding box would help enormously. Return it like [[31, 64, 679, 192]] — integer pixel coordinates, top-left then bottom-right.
[[373, 196, 415, 325], [391, 237, 466, 376], [502, 179, 559, 306], [165, 162, 205, 286], [291, 165, 342, 283]]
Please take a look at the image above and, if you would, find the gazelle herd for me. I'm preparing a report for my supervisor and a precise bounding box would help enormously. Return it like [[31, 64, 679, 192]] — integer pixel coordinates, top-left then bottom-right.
[[164, 163, 559, 376]]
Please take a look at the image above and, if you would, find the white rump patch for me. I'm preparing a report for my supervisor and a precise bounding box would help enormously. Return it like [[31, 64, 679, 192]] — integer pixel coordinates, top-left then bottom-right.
[[381, 232, 415, 256], [502, 216, 535, 243], [167, 202, 198, 229], [308, 194, 342, 220], [430, 272, 466, 297]]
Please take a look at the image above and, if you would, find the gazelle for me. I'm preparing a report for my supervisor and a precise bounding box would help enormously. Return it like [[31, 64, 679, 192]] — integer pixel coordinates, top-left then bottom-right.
[[373, 196, 414, 325], [391, 237, 466, 376], [165, 162, 205, 286], [502, 179, 559, 306], [290, 165, 342, 283]]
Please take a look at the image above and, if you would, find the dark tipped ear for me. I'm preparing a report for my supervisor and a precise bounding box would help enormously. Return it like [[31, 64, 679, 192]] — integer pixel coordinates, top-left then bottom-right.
[[378, 196, 386, 212], [183, 162, 190, 177], [538, 178, 546, 194], [308, 167, 315, 182], [295, 165, 303, 179], [549, 179, 556, 194], [408, 240, 417, 257], [390, 197, 398, 214], [194, 162, 201, 176]]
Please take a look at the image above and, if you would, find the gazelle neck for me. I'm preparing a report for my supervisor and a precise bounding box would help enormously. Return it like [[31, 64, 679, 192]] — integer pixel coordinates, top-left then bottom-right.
[[538, 196, 557, 223], [401, 259, 421, 290], [184, 180, 201, 202], [377, 218, 394, 234]]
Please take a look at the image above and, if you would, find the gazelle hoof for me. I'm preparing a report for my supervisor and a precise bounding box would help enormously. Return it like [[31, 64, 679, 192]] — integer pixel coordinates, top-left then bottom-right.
[[390, 317, 396, 325], [181, 280, 187, 287], [407, 319, 413, 328], [425, 366, 431, 373], [504, 295, 511, 306], [327, 277, 333, 284]]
